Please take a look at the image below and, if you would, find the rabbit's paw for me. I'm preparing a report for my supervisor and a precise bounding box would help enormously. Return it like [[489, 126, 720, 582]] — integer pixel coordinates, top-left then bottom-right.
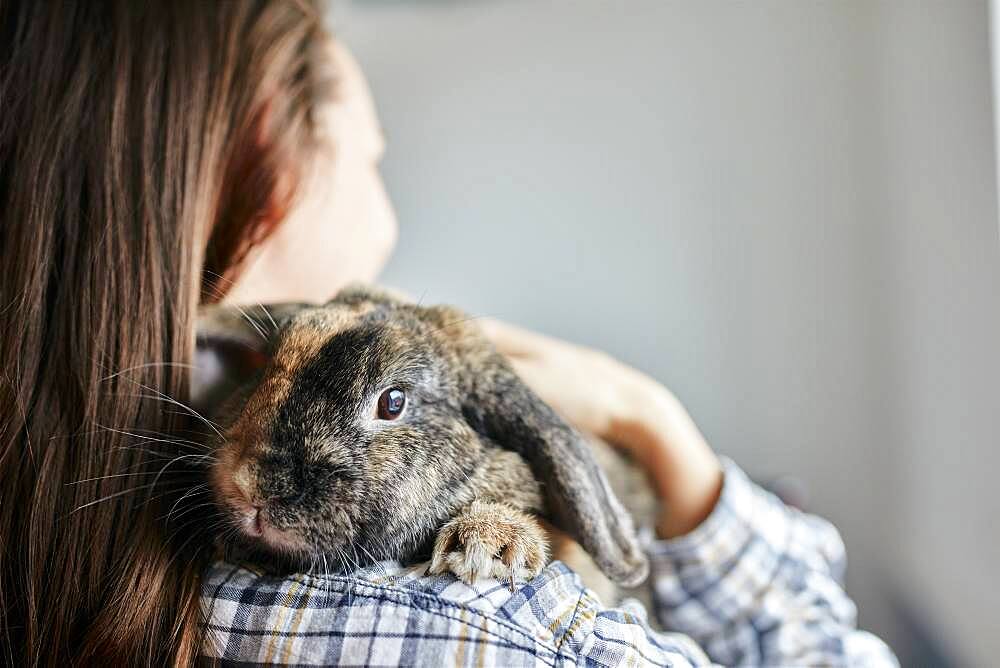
[[429, 500, 548, 588]]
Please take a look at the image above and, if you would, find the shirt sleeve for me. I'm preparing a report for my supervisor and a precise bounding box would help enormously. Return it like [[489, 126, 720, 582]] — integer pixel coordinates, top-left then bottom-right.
[[629, 457, 898, 667], [200, 459, 899, 667], [566, 591, 719, 666]]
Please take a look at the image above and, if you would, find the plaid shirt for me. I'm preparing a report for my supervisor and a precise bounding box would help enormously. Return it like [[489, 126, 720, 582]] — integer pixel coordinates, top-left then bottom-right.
[[201, 460, 897, 666]]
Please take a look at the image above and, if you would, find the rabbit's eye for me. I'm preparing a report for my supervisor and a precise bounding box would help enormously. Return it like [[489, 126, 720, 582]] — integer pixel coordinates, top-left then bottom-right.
[[376, 388, 406, 420]]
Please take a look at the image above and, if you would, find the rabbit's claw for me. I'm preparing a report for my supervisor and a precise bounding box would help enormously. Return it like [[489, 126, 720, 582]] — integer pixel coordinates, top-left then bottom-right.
[[429, 500, 548, 587]]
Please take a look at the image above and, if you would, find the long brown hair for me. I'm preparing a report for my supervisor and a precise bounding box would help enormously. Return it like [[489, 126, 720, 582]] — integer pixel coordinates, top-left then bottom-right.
[[0, 1, 332, 664]]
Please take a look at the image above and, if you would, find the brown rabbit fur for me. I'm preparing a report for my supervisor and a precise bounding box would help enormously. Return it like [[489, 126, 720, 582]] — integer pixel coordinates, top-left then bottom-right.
[[197, 285, 649, 589]]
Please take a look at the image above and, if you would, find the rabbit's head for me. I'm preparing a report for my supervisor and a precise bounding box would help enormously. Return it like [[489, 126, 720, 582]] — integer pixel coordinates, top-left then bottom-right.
[[199, 285, 649, 586]]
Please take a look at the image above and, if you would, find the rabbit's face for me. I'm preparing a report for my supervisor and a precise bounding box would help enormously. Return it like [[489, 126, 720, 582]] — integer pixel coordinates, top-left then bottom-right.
[[211, 303, 489, 568]]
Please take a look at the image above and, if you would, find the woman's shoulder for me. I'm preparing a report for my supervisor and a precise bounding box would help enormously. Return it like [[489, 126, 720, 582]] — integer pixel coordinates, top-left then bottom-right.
[[201, 559, 590, 665]]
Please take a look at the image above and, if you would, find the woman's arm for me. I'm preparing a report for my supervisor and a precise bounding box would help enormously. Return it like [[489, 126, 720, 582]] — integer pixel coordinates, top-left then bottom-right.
[[481, 319, 898, 666]]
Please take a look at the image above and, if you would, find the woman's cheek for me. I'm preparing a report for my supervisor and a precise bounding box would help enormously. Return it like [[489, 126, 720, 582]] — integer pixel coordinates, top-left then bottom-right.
[[308, 151, 396, 288]]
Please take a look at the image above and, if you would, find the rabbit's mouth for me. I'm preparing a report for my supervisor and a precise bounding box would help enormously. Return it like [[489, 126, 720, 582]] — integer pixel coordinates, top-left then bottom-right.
[[229, 498, 310, 553]]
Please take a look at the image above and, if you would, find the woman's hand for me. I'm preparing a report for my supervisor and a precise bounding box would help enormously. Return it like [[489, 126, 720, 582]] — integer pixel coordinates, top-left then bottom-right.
[[479, 319, 723, 539]]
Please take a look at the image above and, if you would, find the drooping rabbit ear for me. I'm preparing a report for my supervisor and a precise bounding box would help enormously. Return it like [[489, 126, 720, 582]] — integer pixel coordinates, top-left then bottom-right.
[[459, 350, 651, 587], [193, 303, 307, 416]]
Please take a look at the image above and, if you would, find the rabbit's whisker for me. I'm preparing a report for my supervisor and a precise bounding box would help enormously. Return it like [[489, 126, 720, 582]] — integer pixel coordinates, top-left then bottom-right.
[[256, 303, 279, 334], [101, 361, 198, 382], [164, 483, 211, 523], [124, 383, 224, 440], [69, 480, 188, 514], [95, 423, 212, 450]]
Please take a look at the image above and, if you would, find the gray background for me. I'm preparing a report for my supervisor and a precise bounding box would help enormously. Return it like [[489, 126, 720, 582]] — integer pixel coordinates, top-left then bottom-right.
[[333, 1, 1000, 663]]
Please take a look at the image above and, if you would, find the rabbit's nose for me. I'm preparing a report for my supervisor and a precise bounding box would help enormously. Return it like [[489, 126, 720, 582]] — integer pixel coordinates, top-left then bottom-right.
[[256, 453, 307, 504], [232, 461, 254, 500]]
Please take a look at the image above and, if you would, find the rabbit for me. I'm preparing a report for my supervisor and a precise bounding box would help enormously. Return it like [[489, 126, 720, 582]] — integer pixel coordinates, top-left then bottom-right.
[[196, 285, 649, 590]]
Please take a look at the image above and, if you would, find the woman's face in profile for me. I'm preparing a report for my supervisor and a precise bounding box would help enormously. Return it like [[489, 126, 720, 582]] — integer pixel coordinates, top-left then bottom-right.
[[225, 42, 398, 305]]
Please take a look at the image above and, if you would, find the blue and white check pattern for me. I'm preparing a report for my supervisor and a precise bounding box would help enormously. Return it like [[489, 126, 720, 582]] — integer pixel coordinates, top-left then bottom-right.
[[201, 460, 897, 666]]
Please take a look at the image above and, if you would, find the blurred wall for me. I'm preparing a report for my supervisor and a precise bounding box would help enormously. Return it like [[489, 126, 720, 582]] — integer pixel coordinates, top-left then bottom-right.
[[333, 1, 1000, 663], [873, 2, 1000, 664]]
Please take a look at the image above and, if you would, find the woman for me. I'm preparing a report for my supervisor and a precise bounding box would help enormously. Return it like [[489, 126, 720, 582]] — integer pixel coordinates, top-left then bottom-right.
[[0, 1, 896, 665]]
